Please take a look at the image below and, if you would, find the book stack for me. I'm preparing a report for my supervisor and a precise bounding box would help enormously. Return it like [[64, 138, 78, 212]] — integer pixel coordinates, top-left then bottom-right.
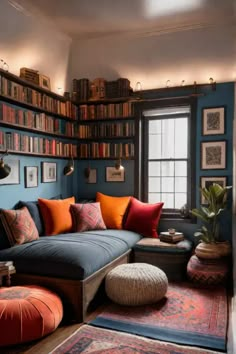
[[160, 232, 184, 243], [0, 261, 15, 272]]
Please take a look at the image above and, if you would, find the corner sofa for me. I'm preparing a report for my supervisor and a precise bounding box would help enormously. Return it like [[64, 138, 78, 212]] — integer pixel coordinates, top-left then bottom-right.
[[0, 196, 145, 322]]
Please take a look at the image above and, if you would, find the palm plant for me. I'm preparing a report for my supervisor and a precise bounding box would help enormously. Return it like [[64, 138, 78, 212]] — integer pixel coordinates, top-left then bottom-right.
[[191, 183, 232, 243]]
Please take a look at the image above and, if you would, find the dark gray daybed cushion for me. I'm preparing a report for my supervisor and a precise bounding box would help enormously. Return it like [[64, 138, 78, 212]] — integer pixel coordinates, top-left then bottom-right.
[[0, 230, 142, 280]]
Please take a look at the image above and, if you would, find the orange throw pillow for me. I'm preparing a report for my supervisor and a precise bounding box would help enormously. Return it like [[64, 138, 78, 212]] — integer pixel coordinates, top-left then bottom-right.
[[38, 197, 75, 236], [96, 192, 130, 229]]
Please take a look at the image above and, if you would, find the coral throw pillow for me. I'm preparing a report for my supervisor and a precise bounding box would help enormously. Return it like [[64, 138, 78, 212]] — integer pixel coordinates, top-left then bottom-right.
[[96, 192, 130, 229], [70, 202, 106, 232], [38, 196, 75, 236], [0, 207, 39, 246], [124, 197, 164, 238]]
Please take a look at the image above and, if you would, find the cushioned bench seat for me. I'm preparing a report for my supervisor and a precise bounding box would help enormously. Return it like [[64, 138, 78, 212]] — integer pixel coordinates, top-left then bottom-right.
[[0, 230, 142, 280]]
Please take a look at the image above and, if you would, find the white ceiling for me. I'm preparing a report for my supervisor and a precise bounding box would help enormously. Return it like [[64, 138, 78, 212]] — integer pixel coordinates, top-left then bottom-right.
[[9, 0, 236, 40]]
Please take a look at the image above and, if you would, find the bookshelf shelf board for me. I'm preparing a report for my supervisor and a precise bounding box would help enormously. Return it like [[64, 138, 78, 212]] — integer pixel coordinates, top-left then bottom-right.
[[78, 136, 134, 142], [0, 94, 77, 122], [0, 150, 78, 159], [73, 96, 134, 105], [79, 157, 134, 160], [0, 121, 77, 140], [79, 116, 134, 123]]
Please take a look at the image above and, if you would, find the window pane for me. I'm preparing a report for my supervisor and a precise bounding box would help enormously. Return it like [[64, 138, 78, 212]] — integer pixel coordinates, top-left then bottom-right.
[[175, 193, 187, 209], [162, 119, 174, 158], [149, 120, 161, 134], [149, 161, 160, 176], [161, 161, 174, 176], [149, 177, 160, 192], [161, 177, 174, 192], [149, 135, 161, 159], [175, 118, 188, 158], [175, 161, 187, 176], [161, 193, 174, 208], [148, 193, 161, 203], [175, 177, 187, 192]]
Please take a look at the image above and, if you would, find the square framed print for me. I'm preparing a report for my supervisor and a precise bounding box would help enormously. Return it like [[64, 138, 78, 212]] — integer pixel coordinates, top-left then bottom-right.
[[0, 159, 20, 185], [200, 176, 227, 204], [41, 162, 57, 183], [201, 141, 226, 170], [106, 167, 125, 182], [202, 107, 225, 135], [24, 166, 38, 188], [39, 74, 51, 90], [86, 168, 97, 184]]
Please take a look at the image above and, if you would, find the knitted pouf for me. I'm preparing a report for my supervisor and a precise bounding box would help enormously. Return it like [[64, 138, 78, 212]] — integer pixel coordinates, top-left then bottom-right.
[[187, 255, 229, 285], [0, 285, 63, 347], [105, 263, 168, 306]]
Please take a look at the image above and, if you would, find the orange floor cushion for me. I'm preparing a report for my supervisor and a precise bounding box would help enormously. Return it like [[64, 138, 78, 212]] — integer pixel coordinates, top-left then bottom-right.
[[0, 285, 63, 346]]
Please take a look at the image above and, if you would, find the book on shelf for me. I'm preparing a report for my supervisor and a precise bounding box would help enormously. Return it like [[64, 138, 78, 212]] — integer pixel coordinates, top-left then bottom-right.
[[160, 232, 184, 243]]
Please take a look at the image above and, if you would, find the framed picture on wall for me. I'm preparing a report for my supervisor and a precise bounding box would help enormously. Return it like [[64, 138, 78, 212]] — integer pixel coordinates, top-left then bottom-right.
[[0, 159, 20, 185], [201, 141, 226, 170], [106, 167, 125, 182], [200, 176, 227, 204], [86, 168, 97, 184], [41, 162, 57, 183], [24, 166, 38, 188], [202, 107, 225, 135]]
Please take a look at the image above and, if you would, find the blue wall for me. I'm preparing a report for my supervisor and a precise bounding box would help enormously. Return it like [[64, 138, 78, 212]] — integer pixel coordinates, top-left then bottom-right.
[[0, 82, 234, 241]]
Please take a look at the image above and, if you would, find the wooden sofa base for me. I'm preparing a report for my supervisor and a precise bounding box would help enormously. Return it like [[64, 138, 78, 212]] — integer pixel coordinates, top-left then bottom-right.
[[12, 250, 131, 323]]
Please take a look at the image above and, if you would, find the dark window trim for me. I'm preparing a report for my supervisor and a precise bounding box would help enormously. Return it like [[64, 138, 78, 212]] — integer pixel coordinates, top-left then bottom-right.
[[133, 96, 196, 221]]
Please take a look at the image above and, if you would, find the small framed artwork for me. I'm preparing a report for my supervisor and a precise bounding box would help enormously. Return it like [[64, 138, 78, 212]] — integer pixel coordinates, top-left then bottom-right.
[[201, 141, 226, 170], [106, 167, 125, 182], [41, 162, 57, 183], [86, 168, 97, 184], [200, 176, 227, 204], [0, 159, 20, 185], [39, 74, 51, 90], [202, 107, 225, 135], [24, 166, 38, 188]]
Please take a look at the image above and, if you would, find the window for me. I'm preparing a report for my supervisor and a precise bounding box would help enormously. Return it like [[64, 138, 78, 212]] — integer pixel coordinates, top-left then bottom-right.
[[134, 98, 196, 219]]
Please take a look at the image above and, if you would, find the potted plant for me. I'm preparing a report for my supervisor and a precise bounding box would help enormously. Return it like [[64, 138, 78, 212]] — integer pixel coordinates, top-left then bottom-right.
[[191, 183, 232, 259]]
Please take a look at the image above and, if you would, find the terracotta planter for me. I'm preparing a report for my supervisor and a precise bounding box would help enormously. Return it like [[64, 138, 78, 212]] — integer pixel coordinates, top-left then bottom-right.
[[216, 241, 231, 257], [195, 242, 222, 259]]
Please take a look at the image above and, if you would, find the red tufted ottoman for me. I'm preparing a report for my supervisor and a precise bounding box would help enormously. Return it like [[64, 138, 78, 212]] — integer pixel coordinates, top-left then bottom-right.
[[0, 285, 63, 346]]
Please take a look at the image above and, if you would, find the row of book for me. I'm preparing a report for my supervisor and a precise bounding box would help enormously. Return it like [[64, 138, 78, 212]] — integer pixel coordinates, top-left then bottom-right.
[[78, 122, 135, 139], [0, 261, 15, 272], [72, 77, 132, 101], [79, 101, 133, 120], [0, 130, 78, 157], [78, 142, 135, 158], [160, 232, 184, 243], [0, 75, 77, 119], [0, 102, 76, 137]]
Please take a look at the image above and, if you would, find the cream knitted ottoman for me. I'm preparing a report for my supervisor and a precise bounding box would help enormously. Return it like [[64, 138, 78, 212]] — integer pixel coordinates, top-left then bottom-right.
[[105, 263, 168, 306]]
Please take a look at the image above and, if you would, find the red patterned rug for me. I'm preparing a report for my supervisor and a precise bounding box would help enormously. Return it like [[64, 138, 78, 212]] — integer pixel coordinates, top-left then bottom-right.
[[50, 324, 220, 354], [89, 282, 228, 351]]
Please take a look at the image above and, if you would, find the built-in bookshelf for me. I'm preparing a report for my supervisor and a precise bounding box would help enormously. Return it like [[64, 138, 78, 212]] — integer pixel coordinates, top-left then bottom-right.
[[0, 69, 78, 158], [77, 100, 135, 159]]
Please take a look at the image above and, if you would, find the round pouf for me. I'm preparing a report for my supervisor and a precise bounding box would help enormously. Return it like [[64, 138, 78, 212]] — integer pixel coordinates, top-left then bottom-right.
[[0, 285, 63, 347], [105, 263, 168, 306], [187, 255, 229, 285]]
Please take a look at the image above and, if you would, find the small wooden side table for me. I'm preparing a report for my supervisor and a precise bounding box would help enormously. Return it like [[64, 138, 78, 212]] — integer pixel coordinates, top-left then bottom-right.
[[0, 267, 16, 286]]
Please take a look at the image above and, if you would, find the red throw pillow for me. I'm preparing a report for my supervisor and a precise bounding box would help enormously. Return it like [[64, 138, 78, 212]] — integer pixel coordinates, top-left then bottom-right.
[[70, 203, 106, 232], [124, 197, 164, 238]]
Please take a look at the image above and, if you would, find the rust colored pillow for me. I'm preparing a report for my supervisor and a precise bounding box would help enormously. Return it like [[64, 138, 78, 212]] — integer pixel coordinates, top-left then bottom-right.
[[38, 196, 75, 236], [0, 207, 39, 246], [70, 202, 106, 232], [124, 197, 164, 238], [96, 192, 130, 229]]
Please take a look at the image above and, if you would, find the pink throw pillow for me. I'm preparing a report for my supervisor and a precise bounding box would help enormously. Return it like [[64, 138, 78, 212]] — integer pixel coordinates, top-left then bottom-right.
[[124, 197, 164, 238], [70, 202, 106, 232], [0, 207, 39, 246]]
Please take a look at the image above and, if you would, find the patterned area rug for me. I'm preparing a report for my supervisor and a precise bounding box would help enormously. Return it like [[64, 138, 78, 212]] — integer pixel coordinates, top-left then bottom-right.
[[50, 324, 221, 354], [89, 282, 228, 351]]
